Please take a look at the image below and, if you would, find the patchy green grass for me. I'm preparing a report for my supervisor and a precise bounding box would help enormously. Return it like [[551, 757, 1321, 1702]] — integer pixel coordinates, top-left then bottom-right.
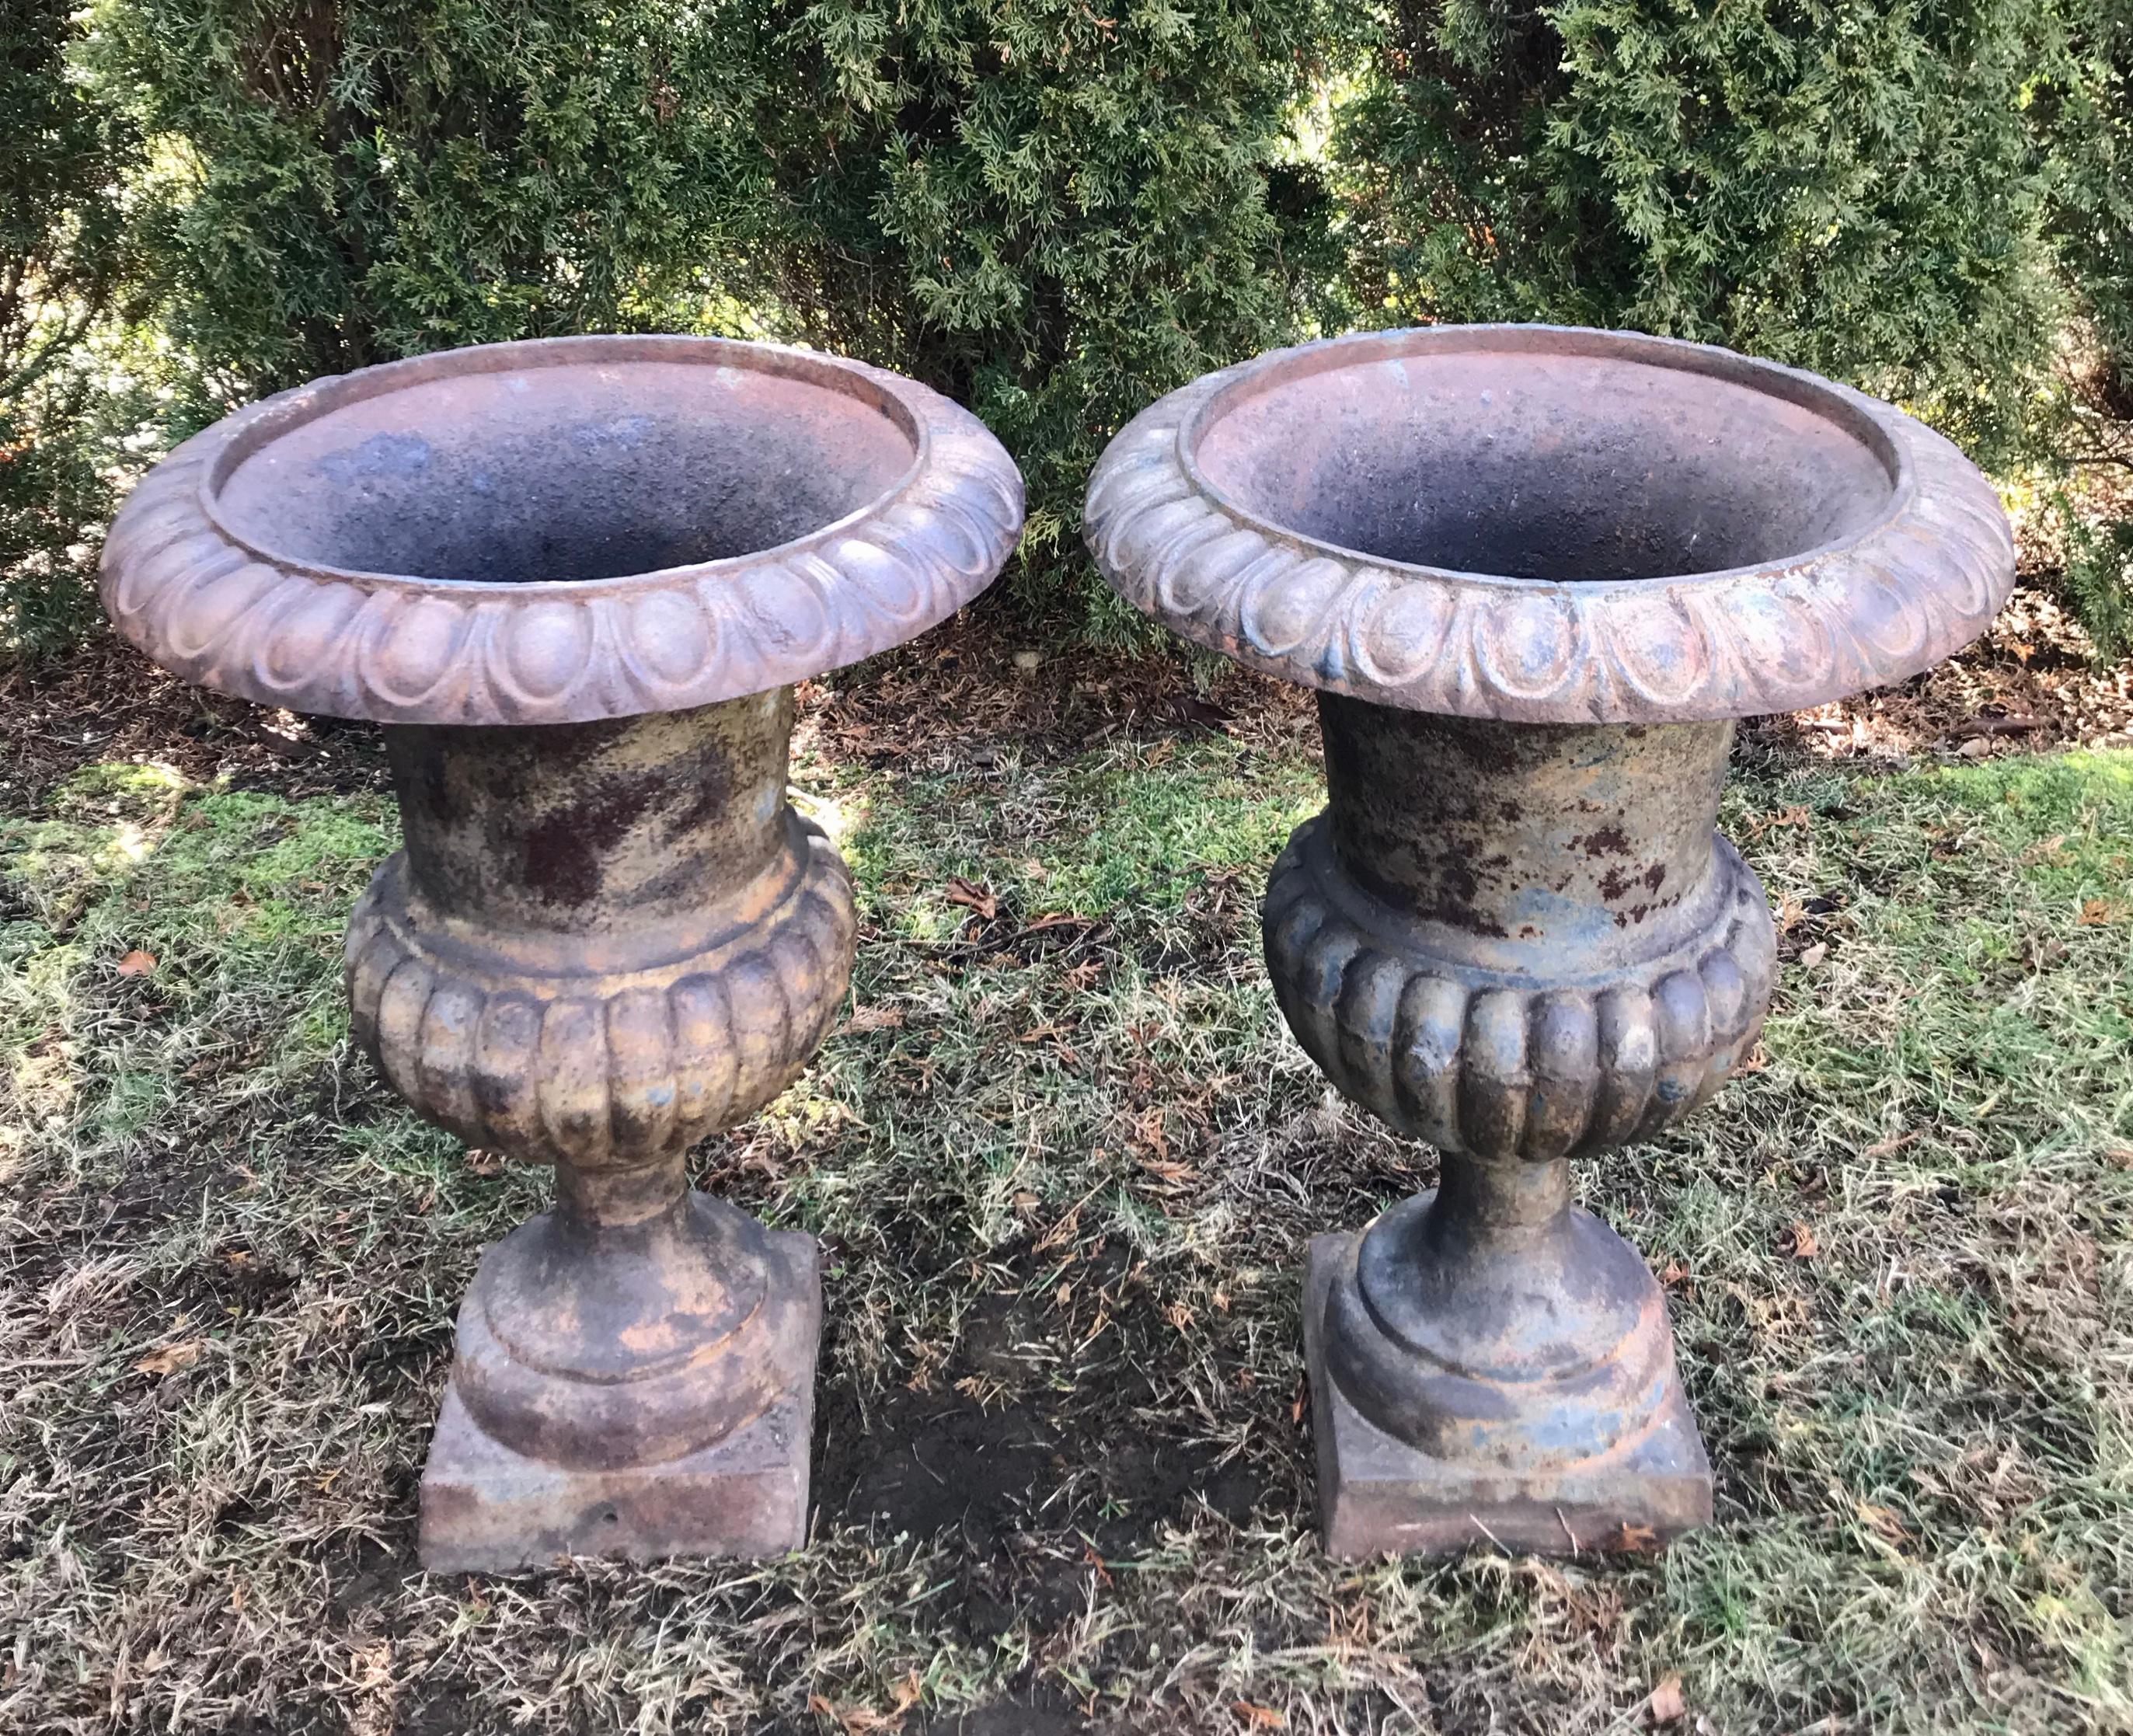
[[1, 722, 2128, 1735]]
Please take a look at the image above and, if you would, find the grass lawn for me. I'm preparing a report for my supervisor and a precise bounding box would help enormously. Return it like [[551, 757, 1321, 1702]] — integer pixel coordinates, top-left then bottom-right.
[[1, 651, 2128, 1734]]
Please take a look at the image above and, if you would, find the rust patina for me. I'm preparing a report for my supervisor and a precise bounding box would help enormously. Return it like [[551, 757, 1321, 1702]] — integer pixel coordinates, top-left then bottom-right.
[[1086, 326, 2014, 1557], [103, 335, 1024, 1570]]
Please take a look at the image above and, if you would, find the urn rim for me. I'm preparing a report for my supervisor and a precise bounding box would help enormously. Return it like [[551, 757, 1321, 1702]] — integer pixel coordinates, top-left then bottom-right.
[[100, 335, 1026, 725], [1083, 324, 2016, 723]]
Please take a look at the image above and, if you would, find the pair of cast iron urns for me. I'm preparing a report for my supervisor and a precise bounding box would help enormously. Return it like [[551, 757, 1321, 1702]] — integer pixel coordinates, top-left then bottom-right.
[[103, 329, 2013, 1569]]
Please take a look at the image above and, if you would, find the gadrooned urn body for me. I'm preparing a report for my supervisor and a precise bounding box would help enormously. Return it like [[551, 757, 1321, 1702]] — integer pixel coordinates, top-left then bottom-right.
[[1085, 326, 2015, 1556]]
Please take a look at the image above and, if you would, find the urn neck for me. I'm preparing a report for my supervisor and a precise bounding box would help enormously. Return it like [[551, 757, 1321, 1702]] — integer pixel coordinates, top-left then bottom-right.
[[1432, 1152, 1571, 1237], [383, 688, 794, 936], [1316, 693, 1733, 962]]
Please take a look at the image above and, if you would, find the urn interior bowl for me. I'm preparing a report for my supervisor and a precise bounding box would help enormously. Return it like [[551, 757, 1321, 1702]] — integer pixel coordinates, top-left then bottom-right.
[[104, 334, 1023, 727], [1189, 329, 1898, 584], [211, 346, 923, 585]]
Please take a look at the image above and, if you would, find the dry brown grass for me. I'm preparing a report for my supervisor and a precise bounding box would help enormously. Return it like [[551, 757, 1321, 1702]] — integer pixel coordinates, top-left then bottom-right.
[[2, 619, 2128, 1734]]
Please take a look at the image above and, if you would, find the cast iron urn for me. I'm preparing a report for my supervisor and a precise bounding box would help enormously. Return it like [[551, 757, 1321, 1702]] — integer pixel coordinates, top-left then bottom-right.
[[101, 336, 1023, 1570], [1085, 326, 2014, 1556]]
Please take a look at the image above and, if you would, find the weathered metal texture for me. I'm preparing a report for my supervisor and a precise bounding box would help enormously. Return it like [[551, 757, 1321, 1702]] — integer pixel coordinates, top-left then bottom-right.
[[99, 335, 1026, 1571], [1265, 700, 1776, 1163], [1085, 326, 2014, 724], [1302, 1232, 1710, 1556], [347, 692, 852, 1173], [99, 335, 1025, 726], [1084, 325, 2015, 1559], [348, 694, 845, 1489], [419, 1231, 822, 1574], [363, 694, 840, 1567]]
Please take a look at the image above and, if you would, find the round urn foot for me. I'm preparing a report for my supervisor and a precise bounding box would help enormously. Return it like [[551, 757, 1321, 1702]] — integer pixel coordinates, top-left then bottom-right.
[[1304, 1156, 1711, 1556], [1303, 1215, 1712, 1559], [451, 1190, 818, 1473], [420, 1222, 822, 1573]]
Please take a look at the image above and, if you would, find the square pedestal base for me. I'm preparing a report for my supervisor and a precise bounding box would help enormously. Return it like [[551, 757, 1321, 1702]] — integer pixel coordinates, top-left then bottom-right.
[[1303, 1232, 1712, 1559], [418, 1230, 821, 1574]]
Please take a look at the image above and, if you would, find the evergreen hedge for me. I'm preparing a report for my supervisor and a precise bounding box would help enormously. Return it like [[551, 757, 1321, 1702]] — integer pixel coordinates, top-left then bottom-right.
[[2, 0, 2128, 657], [1333, 0, 2061, 464], [2, 0, 138, 655], [94, 0, 769, 395]]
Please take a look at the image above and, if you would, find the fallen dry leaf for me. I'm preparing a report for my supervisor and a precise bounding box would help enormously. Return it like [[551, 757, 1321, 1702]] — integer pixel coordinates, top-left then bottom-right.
[[1855, 1500, 1912, 1547], [1786, 1221, 1821, 1260], [1799, 941, 1829, 969], [135, 1340, 204, 1377], [116, 950, 157, 977], [943, 877, 998, 921], [845, 1004, 905, 1032], [1648, 1675, 1688, 1724], [1236, 1704, 1287, 1731], [807, 1694, 898, 1734], [2078, 898, 2122, 926], [1021, 911, 1089, 935], [1136, 1155, 1200, 1189]]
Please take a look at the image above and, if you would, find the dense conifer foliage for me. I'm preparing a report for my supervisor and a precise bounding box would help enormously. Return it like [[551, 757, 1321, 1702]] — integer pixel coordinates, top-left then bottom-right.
[[2, 0, 2128, 652]]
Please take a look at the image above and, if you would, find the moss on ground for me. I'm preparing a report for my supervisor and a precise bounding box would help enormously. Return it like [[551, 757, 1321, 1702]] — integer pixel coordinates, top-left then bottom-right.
[[0, 731, 2127, 1734]]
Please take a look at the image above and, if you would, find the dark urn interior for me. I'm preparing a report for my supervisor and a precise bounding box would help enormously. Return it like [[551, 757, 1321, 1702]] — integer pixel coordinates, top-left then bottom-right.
[[1190, 330, 1901, 582], [211, 347, 921, 584]]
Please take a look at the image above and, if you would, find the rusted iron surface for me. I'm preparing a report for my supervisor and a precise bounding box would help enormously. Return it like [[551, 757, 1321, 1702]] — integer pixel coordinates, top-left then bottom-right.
[[1084, 325, 2014, 724], [347, 692, 854, 1174], [1086, 325, 2014, 1559], [99, 335, 1025, 726], [101, 335, 1026, 1571], [1302, 1234, 1710, 1556], [349, 695, 845, 1487], [1267, 700, 1775, 1163], [418, 1233, 822, 1575]]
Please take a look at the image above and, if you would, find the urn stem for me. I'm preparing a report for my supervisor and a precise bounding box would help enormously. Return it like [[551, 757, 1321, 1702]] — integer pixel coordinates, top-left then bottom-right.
[[553, 1152, 692, 1233], [1430, 1151, 1570, 1239]]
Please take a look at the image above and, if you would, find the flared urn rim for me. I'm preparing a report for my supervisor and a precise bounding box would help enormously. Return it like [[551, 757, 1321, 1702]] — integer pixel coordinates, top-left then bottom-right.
[[100, 335, 1026, 725], [1083, 324, 2015, 723]]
